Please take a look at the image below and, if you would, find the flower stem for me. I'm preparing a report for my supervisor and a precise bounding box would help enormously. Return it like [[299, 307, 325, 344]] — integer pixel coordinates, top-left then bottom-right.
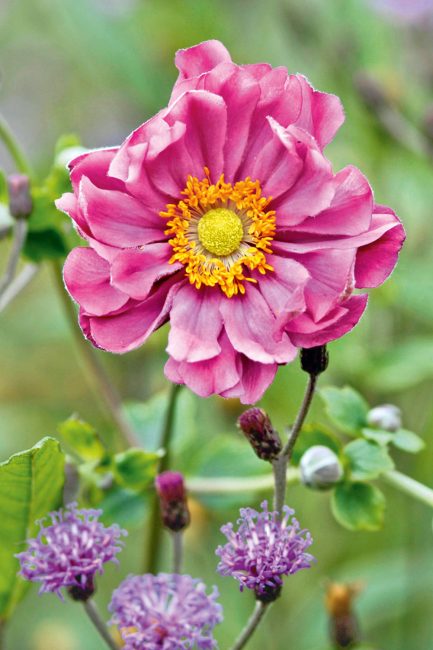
[[230, 601, 269, 650], [83, 600, 119, 650], [0, 219, 28, 300], [382, 470, 433, 508], [144, 383, 182, 574], [187, 468, 300, 495], [0, 114, 34, 177], [172, 530, 183, 574], [51, 260, 140, 449], [0, 263, 38, 313], [273, 373, 317, 512]]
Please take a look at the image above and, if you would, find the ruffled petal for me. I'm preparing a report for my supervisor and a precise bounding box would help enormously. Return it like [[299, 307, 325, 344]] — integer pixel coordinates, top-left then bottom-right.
[[355, 205, 405, 288], [63, 247, 128, 316], [165, 332, 240, 397], [83, 277, 179, 353], [110, 243, 181, 301], [220, 285, 298, 364], [288, 294, 368, 347], [79, 176, 164, 247], [221, 358, 278, 405], [167, 283, 223, 363], [174, 40, 232, 83]]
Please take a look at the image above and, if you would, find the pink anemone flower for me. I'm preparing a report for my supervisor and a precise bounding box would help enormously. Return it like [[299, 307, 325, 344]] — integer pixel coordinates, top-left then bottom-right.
[[56, 40, 404, 404]]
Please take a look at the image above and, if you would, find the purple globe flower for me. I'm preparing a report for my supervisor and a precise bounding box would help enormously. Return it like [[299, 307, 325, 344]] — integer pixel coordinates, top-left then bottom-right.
[[216, 501, 314, 602], [109, 573, 223, 650], [16, 502, 127, 600]]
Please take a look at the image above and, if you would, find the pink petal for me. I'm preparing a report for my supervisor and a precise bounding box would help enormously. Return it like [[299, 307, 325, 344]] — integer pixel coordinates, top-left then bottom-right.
[[167, 284, 223, 363], [85, 278, 179, 353], [355, 206, 405, 288], [63, 247, 129, 316], [267, 122, 335, 223], [79, 176, 164, 248], [165, 332, 240, 398], [289, 166, 373, 236], [174, 40, 232, 82], [220, 285, 298, 364], [221, 358, 278, 405], [110, 243, 181, 301], [289, 294, 368, 347], [68, 147, 123, 193]]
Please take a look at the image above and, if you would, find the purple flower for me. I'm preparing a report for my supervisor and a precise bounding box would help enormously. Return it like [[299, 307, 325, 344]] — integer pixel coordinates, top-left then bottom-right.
[[16, 502, 127, 600], [109, 573, 223, 649], [216, 501, 314, 602]]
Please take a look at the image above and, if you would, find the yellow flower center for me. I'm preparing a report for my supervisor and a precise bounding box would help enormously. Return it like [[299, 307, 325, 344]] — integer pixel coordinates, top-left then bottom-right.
[[197, 208, 243, 257], [161, 168, 276, 298]]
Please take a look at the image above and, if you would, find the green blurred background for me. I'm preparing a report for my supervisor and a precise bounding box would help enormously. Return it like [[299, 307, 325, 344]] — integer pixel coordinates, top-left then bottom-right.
[[1, 0, 433, 648]]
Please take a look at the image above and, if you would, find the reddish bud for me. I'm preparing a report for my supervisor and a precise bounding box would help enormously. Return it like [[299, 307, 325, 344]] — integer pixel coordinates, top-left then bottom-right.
[[155, 471, 190, 532], [237, 408, 281, 461], [300, 345, 329, 376], [7, 174, 32, 219]]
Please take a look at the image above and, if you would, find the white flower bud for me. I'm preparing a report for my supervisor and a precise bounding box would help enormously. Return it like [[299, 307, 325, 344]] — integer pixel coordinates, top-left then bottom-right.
[[367, 404, 402, 432], [300, 445, 343, 491]]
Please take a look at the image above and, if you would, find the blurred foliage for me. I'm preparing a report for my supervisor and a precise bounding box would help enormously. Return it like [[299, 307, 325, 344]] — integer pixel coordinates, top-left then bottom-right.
[[1, 0, 433, 649]]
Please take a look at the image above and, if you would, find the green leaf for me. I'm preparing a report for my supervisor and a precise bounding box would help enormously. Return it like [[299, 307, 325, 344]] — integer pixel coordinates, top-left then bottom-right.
[[361, 427, 393, 446], [320, 386, 369, 435], [344, 439, 394, 481], [331, 482, 386, 531], [96, 488, 148, 528], [291, 424, 341, 465], [54, 133, 82, 157], [57, 415, 107, 461], [23, 229, 68, 261], [0, 170, 8, 204], [0, 438, 65, 619], [392, 429, 425, 454], [113, 448, 162, 492]]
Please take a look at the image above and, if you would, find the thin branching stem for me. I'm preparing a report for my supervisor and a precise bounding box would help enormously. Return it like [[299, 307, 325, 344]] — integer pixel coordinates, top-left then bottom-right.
[[230, 601, 269, 650], [273, 374, 317, 513], [144, 383, 182, 574], [172, 530, 183, 574], [0, 219, 28, 300], [52, 260, 140, 449], [382, 470, 433, 508], [83, 600, 119, 650], [0, 263, 38, 313], [187, 468, 300, 495], [0, 114, 34, 177]]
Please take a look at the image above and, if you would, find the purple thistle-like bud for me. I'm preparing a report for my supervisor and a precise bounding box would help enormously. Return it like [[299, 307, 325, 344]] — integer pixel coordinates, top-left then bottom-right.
[[155, 471, 190, 532], [109, 573, 223, 650], [237, 408, 282, 461], [7, 174, 32, 219], [16, 502, 127, 601], [216, 501, 314, 602]]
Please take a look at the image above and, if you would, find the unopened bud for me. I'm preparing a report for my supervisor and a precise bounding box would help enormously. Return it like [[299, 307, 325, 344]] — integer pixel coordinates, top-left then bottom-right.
[[300, 345, 329, 376], [367, 404, 402, 432], [67, 575, 95, 602], [237, 408, 282, 461], [325, 582, 362, 648], [7, 174, 32, 219], [155, 471, 190, 532], [300, 445, 343, 490]]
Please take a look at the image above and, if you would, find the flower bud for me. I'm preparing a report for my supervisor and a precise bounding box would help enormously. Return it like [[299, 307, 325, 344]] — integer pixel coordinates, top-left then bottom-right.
[[7, 174, 32, 219], [300, 445, 343, 490], [237, 408, 282, 461], [367, 404, 401, 432], [155, 471, 190, 532], [325, 582, 362, 648], [300, 345, 329, 376]]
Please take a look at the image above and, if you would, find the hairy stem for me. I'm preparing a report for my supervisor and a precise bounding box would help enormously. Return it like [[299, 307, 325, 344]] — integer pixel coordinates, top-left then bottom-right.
[[0, 219, 28, 299], [273, 374, 317, 512], [0, 114, 33, 177], [230, 601, 269, 650], [382, 470, 433, 508], [0, 263, 38, 313], [172, 530, 183, 574], [144, 383, 182, 574], [52, 260, 140, 449], [83, 600, 119, 650]]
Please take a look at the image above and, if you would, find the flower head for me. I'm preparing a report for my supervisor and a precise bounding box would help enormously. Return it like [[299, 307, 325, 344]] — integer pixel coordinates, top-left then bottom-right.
[[155, 471, 190, 532], [216, 501, 314, 601], [16, 502, 127, 600], [57, 40, 404, 404], [237, 408, 281, 461], [109, 573, 223, 649]]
